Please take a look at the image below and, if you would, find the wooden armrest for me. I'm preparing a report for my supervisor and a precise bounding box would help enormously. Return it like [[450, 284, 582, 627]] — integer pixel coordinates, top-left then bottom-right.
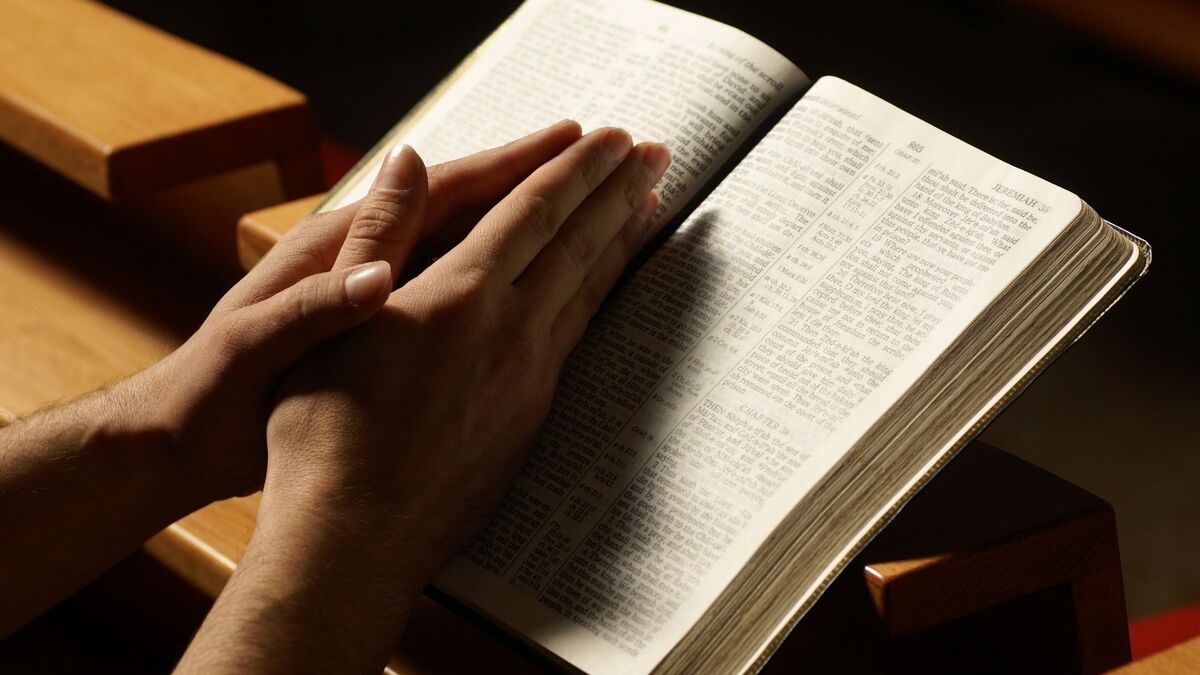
[[857, 444, 1129, 672], [863, 446, 1117, 632], [0, 0, 316, 200], [0, 0, 324, 274], [761, 444, 1130, 673], [236, 194, 326, 269], [150, 439, 1130, 673]]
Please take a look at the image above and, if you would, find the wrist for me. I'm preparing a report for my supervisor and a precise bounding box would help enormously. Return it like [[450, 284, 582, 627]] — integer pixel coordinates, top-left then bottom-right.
[[130, 342, 265, 504], [248, 485, 431, 634], [0, 373, 211, 636], [0, 376, 212, 540], [92, 374, 218, 515], [180, 484, 428, 675], [256, 462, 451, 597]]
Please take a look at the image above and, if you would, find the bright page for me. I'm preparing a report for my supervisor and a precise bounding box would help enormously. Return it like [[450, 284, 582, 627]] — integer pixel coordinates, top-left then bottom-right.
[[323, 0, 807, 223], [434, 76, 1082, 674]]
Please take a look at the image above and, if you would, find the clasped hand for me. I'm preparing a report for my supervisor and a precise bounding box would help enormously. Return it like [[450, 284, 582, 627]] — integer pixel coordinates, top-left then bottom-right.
[[0, 120, 669, 671], [155, 119, 667, 594]]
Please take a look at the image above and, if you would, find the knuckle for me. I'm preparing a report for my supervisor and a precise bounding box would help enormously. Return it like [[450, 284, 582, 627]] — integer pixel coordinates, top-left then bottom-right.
[[504, 327, 541, 375], [577, 136, 612, 191], [452, 275, 491, 315], [621, 173, 647, 212], [509, 192, 560, 242], [563, 228, 596, 270], [210, 315, 254, 364], [578, 277, 607, 315], [290, 213, 323, 234], [456, 259, 494, 290], [294, 278, 328, 321], [283, 211, 339, 245], [278, 240, 329, 275], [421, 276, 491, 330], [427, 163, 463, 214], [620, 217, 645, 255], [351, 199, 410, 243]]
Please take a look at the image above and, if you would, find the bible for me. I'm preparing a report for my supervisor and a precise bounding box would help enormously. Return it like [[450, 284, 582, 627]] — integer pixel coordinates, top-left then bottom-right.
[[314, 0, 1149, 672]]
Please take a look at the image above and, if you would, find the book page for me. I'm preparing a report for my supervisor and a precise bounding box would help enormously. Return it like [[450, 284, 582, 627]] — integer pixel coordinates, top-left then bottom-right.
[[434, 76, 1084, 674], [323, 0, 807, 222]]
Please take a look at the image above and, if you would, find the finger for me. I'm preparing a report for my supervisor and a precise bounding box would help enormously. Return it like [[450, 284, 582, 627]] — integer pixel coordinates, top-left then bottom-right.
[[333, 144, 428, 279], [215, 201, 362, 313], [424, 119, 582, 234], [219, 260, 392, 378], [446, 128, 633, 283], [551, 193, 661, 357], [220, 122, 581, 312], [400, 120, 583, 281], [519, 142, 670, 315], [271, 120, 581, 282], [269, 201, 361, 269]]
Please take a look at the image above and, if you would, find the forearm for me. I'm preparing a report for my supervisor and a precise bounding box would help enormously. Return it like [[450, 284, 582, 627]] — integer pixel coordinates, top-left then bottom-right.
[[0, 372, 210, 636], [177, 482, 431, 675]]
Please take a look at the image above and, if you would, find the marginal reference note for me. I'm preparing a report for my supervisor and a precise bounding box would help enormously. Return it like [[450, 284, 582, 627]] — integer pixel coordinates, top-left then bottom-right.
[[434, 77, 1080, 673]]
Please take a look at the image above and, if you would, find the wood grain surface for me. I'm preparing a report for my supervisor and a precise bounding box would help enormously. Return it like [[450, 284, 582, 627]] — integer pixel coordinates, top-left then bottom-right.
[[236, 193, 326, 269], [1, 146, 1134, 673], [0, 5, 1139, 661], [0, 0, 316, 199]]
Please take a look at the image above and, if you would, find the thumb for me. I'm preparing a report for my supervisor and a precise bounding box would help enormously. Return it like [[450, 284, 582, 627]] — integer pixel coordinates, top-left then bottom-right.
[[333, 144, 428, 279], [219, 260, 392, 376]]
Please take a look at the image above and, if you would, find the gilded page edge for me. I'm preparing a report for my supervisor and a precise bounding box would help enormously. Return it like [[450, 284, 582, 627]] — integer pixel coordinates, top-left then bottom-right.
[[741, 220, 1148, 674]]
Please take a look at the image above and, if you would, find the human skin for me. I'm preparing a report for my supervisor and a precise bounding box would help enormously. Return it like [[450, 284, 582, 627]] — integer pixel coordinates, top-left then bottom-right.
[[175, 127, 671, 674], [0, 121, 671, 673]]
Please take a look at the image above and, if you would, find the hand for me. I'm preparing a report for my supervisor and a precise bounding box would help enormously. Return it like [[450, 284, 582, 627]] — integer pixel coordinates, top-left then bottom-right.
[[176, 127, 670, 675], [125, 121, 585, 504], [264, 128, 671, 582], [0, 121, 587, 645]]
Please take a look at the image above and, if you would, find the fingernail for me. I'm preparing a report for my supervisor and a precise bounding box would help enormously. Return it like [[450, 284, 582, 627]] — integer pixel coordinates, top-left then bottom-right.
[[642, 143, 671, 182], [603, 129, 632, 163], [552, 119, 582, 139], [345, 261, 392, 306], [372, 144, 420, 192]]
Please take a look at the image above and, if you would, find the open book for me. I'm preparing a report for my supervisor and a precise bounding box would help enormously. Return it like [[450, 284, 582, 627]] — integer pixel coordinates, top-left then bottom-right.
[[318, 0, 1149, 672]]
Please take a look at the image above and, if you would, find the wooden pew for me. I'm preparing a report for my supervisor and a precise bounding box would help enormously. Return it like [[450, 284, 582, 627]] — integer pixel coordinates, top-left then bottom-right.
[[0, 0, 322, 276], [0, 2, 1132, 671]]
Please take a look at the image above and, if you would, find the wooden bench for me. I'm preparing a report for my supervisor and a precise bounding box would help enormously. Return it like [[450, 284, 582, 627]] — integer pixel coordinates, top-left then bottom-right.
[[0, 0, 322, 276], [0, 2, 1133, 671]]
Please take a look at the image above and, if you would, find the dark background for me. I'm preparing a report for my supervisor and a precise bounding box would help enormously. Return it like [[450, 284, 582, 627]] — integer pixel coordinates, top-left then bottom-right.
[[100, 0, 1200, 619]]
